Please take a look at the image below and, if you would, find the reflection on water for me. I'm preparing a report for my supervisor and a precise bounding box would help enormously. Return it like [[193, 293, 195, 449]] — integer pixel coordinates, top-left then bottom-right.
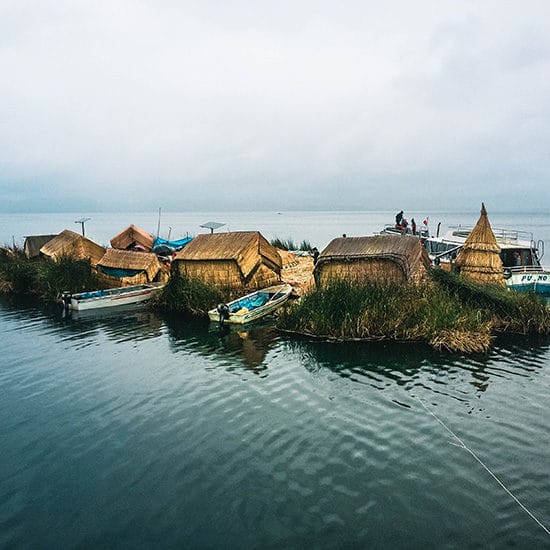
[[1, 296, 164, 342], [164, 314, 280, 373], [287, 334, 550, 397]]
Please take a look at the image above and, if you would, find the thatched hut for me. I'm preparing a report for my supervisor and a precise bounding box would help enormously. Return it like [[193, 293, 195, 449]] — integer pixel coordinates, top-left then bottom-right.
[[455, 203, 505, 286], [23, 235, 57, 258], [39, 230, 105, 266], [173, 231, 282, 290], [110, 224, 154, 252], [314, 235, 431, 288], [97, 248, 168, 286]]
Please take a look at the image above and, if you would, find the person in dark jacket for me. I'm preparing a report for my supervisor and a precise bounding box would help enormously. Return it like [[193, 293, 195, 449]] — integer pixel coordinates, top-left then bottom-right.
[[395, 210, 404, 228]]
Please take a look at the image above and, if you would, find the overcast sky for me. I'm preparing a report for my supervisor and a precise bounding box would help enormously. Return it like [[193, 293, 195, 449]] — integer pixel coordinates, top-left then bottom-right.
[[1, 1, 549, 212]]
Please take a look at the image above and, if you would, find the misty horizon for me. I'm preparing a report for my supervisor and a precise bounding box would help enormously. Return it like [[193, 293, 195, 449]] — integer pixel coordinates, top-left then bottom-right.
[[1, 1, 549, 213]]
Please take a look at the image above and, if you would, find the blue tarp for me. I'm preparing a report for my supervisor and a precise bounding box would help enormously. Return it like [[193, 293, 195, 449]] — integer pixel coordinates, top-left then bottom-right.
[[98, 266, 143, 278], [152, 236, 192, 252]]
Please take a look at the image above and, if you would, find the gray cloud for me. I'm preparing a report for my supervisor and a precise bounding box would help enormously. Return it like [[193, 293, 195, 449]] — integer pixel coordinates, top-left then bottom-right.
[[1, 1, 550, 212]]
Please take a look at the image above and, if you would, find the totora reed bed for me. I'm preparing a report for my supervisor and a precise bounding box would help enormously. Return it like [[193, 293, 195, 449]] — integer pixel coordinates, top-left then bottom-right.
[[277, 270, 550, 353]]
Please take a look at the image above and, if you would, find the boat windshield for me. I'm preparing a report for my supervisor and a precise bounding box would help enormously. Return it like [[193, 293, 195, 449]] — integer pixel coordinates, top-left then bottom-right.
[[500, 248, 540, 268], [424, 240, 460, 258]]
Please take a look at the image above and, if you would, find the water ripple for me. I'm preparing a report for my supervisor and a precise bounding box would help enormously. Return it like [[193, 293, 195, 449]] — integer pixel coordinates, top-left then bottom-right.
[[1, 302, 549, 547]]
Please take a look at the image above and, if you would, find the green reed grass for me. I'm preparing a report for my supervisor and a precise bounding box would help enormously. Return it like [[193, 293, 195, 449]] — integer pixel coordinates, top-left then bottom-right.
[[0, 249, 105, 302], [152, 271, 224, 316], [271, 237, 313, 251], [278, 273, 550, 352], [278, 279, 492, 352], [270, 237, 297, 251], [430, 268, 550, 334]]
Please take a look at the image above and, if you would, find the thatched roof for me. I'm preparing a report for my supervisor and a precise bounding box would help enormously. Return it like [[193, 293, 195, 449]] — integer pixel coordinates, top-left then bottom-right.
[[455, 203, 504, 285], [23, 235, 57, 258], [110, 224, 154, 251], [317, 235, 431, 275], [97, 248, 165, 281], [174, 231, 282, 275], [39, 230, 105, 265]]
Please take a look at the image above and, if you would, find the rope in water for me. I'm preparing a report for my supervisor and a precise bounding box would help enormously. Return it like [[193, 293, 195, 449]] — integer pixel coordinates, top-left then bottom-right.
[[416, 397, 550, 537]]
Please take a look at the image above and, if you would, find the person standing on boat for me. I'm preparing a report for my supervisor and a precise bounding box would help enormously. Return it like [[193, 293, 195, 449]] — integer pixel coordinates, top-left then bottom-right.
[[395, 210, 404, 229], [411, 218, 417, 235]]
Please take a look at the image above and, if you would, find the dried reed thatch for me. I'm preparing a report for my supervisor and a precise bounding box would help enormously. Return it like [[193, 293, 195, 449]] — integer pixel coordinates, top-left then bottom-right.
[[455, 203, 505, 286], [39, 230, 105, 266], [173, 231, 282, 290], [314, 235, 431, 288], [23, 235, 57, 258], [110, 224, 154, 251], [97, 248, 168, 286]]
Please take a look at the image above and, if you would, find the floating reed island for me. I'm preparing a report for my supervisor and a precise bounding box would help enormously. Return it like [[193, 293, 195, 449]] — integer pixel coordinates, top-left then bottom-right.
[[2, 205, 549, 353], [277, 271, 550, 353], [278, 207, 550, 353]]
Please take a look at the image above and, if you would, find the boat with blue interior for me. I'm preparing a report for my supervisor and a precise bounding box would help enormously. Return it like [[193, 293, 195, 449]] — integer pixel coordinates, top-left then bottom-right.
[[209, 283, 293, 324]]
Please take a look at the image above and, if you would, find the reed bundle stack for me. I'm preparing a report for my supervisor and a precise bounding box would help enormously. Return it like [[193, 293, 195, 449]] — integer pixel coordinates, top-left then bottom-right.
[[39, 230, 105, 266], [314, 235, 431, 288], [110, 224, 154, 252], [173, 231, 282, 290], [455, 204, 505, 286], [97, 248, 168, 286]]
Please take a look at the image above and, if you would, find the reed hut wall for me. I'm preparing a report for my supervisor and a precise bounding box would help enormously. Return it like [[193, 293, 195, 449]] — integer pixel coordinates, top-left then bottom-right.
[[24, 235, 57, 258], [39, 230, 105, 265], [314, 235, 430, 288], [110, 224, 154, 251], [173, 231, 282, 290], [97, 248, 168, 285]]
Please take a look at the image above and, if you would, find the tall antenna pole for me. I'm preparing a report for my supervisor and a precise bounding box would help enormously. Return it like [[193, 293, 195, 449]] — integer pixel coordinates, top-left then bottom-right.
[[157, 207, 162, 239]]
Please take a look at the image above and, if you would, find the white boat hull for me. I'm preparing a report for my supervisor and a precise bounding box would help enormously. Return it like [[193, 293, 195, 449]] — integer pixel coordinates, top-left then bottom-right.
[[506, 270, 550, 297], [66, 283, 164, 311], [208, 284, 292, 324]]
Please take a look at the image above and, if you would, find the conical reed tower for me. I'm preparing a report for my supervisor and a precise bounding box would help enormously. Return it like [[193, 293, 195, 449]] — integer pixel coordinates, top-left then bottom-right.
[[455, 203, 505, 286]]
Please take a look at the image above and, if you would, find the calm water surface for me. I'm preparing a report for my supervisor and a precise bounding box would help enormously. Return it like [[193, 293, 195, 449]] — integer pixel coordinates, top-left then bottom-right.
[[1, 211, 550, 548], [1, 298, 549, 548]]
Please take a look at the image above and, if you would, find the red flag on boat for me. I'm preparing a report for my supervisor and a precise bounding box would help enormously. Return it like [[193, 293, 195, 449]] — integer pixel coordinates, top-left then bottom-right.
[[423, 217, 429, 225]]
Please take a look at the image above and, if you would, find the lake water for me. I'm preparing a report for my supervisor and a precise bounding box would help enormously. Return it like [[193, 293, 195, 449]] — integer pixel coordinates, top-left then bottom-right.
[[2, 210, 550, 256], [1, 211, 550, 548]]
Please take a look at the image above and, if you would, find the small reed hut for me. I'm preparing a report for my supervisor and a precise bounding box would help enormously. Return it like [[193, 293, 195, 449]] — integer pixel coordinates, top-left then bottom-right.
[[314, 235, 431, 288], [97, 248, 168, 286], [23, 235, 57, 258], [110, 224, 154, 252], [39, 230, 105, 266], [173, 231, 282, 290], [455, 203, 505, 286]]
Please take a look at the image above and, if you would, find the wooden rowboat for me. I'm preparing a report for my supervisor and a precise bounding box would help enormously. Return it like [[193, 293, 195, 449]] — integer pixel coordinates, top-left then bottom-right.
[[208, 283, 293, 324]]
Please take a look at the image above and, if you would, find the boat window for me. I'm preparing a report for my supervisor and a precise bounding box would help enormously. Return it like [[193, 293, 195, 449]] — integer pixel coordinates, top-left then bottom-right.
[[500, 249, 536, 268]]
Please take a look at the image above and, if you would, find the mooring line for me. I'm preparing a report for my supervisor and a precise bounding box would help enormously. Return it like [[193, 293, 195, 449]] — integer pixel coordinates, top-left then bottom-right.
[[416, 397, 550, 537]]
